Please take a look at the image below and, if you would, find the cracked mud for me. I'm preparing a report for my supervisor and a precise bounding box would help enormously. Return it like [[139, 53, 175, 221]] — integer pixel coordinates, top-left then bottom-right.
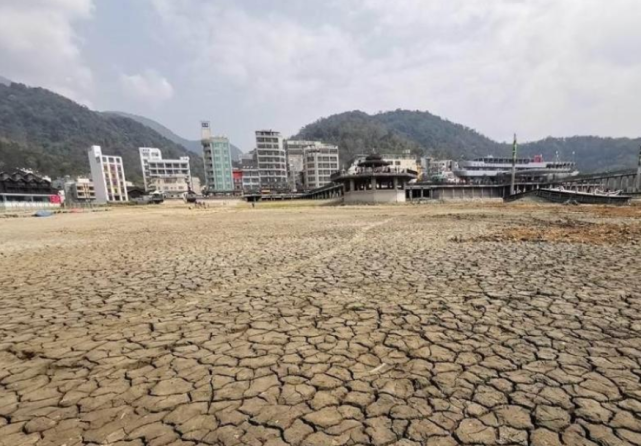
[[1, 204, 640, 446]]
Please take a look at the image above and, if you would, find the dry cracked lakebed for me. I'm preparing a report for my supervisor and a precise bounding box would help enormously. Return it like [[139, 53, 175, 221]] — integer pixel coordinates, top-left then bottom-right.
[[0, 203, 640, 446]]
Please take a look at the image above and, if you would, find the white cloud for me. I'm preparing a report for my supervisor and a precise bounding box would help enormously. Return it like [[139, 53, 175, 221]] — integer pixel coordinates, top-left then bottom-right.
[[120, 70, 174, 105], [0, 0, 94, 104], [148, 0, 641, 143]]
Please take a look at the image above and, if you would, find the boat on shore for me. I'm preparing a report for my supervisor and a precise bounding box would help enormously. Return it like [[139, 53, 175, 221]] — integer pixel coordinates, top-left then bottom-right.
[[454, 155, 578, 183]]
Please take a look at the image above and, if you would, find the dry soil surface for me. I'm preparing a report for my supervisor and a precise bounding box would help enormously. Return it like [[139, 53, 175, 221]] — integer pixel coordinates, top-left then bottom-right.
[[1, 203, 640, 446]]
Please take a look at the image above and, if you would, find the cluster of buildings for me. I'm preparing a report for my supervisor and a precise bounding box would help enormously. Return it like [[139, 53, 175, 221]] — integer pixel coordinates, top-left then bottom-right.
[[201, 123, 340, 195], [56, 145, 199, 205], [1, 119, 601, 210], [23, 122, 343, 207]]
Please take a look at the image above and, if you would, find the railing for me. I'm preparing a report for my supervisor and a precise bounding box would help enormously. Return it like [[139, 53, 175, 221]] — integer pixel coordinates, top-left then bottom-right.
[[337, 167, 418, 176]]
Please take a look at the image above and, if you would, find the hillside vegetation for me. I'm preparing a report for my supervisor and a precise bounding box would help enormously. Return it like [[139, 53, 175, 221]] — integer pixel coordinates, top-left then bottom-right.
[[0, 82, 638, 181], [295, 110, 640, 172], [0, 83, 204, 184]]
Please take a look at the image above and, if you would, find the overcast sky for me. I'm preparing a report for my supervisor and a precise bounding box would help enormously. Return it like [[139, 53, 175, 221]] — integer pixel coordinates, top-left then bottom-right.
[[1, 0, 640, 151]]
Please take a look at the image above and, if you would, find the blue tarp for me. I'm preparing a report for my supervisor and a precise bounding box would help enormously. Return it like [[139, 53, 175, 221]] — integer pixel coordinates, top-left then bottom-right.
[[34, 210, 54, 217]]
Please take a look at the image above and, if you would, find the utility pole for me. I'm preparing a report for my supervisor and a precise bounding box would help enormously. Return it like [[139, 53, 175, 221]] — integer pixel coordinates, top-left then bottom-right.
[[636, 145, 641, 192], [510, 134, 518, 195]]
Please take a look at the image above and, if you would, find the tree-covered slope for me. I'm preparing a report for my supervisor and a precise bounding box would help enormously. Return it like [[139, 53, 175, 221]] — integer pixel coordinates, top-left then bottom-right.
[[0, 83, 204, 184], [295, 110, 505, 164], [295, 111, 423, 164], [295, 110, 640, 173], [520, 137, 640, 173]]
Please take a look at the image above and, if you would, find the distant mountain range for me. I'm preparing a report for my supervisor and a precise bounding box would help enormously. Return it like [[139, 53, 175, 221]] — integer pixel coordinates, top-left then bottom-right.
[[0, 83, 204, 184], [295, 110, 640, 173], [105, 111, 243, 161], [0, 76, 638, 183]]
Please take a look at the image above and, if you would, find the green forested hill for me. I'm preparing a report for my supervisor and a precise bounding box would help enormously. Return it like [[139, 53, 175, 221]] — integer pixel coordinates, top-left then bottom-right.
[[295, 110, 640, 172], [1, 83, 637, 181], [519, 137, 640, 174], [0, 83, 204, 184]]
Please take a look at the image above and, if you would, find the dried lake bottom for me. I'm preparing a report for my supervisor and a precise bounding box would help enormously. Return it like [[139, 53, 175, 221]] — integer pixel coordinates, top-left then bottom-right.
[[1, 203, 640, 446]]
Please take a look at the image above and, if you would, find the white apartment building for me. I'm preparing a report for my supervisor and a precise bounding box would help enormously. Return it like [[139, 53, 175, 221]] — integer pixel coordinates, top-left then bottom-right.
[[303, 143, 340, 190], [242, 167, 261, 192], [88, 146, 128, 204], [139, 147, 192, 198], [255, 130, 287, 191]]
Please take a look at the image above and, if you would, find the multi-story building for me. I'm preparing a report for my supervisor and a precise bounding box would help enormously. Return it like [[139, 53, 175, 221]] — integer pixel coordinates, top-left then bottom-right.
[[201, 122, 234, 193], [284, 140, 314, 191], [422, 158, 458, 182], [71, 177, 96, 201], [303, 143, 340, 190], [240, 154, 261, 193], [53, 176, 97, 202], [88, 145, 128, 203], [232, 168, 243, 193], [139, 147, 192, 198], [1, 169, 58, 210], [52, 176, 87, 203], [255, 130, 287, 192]]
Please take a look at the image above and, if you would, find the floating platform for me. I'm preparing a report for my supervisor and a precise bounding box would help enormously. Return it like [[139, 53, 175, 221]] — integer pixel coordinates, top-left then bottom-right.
[[506, 188, 632, 205]]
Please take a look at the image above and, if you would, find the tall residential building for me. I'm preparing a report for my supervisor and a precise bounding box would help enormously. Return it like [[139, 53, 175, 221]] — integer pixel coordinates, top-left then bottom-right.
[[88, 145, 128, 203], [201, 121, 234, 192], [255, 130, 287, 191], [303, 143, 340, 190], [139, 147, 192, 198], [284, 140, 315, 191]]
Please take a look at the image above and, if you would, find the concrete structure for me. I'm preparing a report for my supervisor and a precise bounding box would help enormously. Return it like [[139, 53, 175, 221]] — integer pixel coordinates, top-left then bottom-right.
[[88, 146, 128, 204], [285, 140, 313, 191], [232, 168, 243, 193], [240, 155, 261, 194], [54, 176, 95, 202], [201, 122, 234, 193], [256, 130, 287, 192], [1, 170, 60, 210], [71, 177, 96, 201], [507, 188, 631, 205], [562, 170, 641, 194], [191, 177, 202, 195], [139, 147, 192, 198], [303, 143, 340, 190], [407, 184, 506, 201], [348, 152, 419, 175], [334, 154, 417, 204], [422, 158, 459, 183]]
